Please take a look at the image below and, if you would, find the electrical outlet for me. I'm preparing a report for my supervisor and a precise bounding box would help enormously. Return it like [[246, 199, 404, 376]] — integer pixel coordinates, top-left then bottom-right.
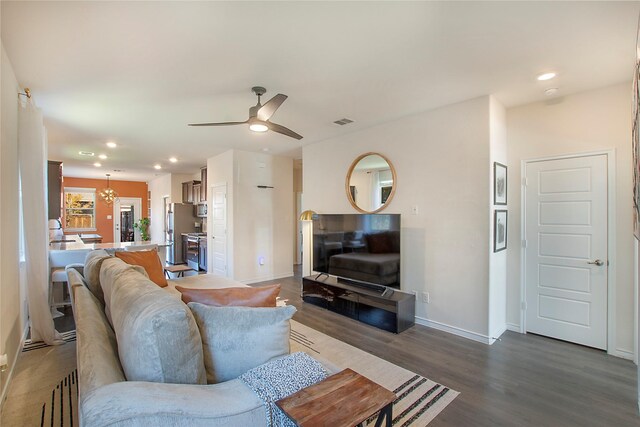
[[258, 257, 265, 266], [421, 292, 430, 304]]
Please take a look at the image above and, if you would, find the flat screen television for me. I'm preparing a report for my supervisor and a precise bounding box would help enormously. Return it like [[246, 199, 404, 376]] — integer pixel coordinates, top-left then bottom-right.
[[312, 214, 401, 288]]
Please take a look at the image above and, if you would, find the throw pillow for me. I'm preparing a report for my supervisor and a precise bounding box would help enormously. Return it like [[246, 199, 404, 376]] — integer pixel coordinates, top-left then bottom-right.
[[175, 284, 281, 307], [104, 258, 207, 385], [115, 250, 168, 287], [83, 249, 112, 304], [188, 303, 296, 384]]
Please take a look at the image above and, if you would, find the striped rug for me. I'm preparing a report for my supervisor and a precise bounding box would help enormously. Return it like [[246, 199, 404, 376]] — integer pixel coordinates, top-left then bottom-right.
[[14, 322, 456, 427], [290, 320, 459, 426], [39, 370, 79, 427], [22, 331, 76, 352]]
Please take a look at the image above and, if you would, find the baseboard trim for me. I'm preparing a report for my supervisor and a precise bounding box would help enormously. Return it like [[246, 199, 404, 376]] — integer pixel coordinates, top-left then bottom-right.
[[415, 316, 493, 345], [0, 323, 29, 409], [241, 272, 295, 285], [490, 325, 507, 344], [506, 322, 521, 333], [610, 348, 635, 361]]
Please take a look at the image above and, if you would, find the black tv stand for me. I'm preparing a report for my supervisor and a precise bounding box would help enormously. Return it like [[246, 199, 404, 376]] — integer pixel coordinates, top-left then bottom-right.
[[302, 275, 415, 333]]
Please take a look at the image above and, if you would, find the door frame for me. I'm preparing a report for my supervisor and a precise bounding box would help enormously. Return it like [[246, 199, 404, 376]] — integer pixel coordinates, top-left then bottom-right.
[[520, 149, 617, 356], [209, 182, 229, 277], [113, 197, 143, 243]]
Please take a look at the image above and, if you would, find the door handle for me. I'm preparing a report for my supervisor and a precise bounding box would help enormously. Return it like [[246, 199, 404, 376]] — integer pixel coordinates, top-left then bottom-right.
[[587, 259, 604, 266]]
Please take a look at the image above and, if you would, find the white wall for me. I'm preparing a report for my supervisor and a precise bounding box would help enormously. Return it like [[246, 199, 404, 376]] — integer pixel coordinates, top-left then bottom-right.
[[506, 83, 634, 357], [489, 96, 508, 339], [0, 43, 28, 405], [303, 96, 494, 339], [233, 151, 293, 283], [206, 150, 293, 283], [147, 173, 171, 243]]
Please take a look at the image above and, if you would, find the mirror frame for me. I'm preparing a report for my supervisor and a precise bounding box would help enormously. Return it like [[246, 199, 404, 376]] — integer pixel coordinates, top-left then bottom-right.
[[345, 152, 397, 213]]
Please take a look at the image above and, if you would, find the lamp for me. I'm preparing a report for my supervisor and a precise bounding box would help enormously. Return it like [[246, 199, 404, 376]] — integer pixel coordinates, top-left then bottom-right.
[[99, 174, 119, 206], [299, 210, 317, 221], [299, 210, 317, 277]]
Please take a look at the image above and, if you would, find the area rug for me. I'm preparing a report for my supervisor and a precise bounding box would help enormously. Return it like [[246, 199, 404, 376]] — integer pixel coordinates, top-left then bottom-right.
[[3, 322, 457, 427], [290, 320, 458, 426], [22, 330, 77, 352]]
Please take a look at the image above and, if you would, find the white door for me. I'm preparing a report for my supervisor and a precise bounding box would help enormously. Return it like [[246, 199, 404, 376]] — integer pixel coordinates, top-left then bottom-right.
[[114, 197, 142, 244], [525, 154, 608, 349], [211, 184, 228, 276]]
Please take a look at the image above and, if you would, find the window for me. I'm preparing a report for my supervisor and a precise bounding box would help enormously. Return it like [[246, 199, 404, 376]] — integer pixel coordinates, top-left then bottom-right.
[[64, 187, 96, 231]]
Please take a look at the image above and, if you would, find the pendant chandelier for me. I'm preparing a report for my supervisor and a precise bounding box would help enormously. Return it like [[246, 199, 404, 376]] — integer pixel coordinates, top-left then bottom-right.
[[99, 174, 119, 206]]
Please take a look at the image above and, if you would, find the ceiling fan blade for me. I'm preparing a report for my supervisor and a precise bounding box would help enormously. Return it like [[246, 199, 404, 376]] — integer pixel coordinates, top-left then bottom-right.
[[188, 121, 247, 127], [268, 121, 303, 140], [257, 94, 288, 121]]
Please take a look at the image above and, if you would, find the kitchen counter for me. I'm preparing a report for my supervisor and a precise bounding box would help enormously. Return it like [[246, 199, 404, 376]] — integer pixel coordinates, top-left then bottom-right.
[[49, 234, 172, 251]]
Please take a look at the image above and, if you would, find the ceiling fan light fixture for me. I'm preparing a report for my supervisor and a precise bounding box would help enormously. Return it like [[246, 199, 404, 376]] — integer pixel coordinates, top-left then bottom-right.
[[249, 122, 268, 133]]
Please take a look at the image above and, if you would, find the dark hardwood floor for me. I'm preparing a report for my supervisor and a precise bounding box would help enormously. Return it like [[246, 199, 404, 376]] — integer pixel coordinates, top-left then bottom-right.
[[255, 269, 639, 427], [51, 268, 638, 426]]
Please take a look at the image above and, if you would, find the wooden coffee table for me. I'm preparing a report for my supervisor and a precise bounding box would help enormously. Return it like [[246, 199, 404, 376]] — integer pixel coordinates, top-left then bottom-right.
[[276, 368, 395, 427]]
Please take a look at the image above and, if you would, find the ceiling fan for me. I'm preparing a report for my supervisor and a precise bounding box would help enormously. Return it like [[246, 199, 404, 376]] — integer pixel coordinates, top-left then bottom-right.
[[188, 86, 302, 140]]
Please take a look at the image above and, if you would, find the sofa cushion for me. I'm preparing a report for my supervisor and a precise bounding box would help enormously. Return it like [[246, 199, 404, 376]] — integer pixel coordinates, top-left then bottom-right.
[[100, 257, 207, 385], [188, 304, 295, 384], [83, 249, 112, 304], [115, 250, 168, 287], [176, 284, 280, 307]]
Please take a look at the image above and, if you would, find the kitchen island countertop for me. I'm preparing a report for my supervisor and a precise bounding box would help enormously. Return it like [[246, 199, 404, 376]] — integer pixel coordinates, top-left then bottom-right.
[[49, 234, 171, 251]]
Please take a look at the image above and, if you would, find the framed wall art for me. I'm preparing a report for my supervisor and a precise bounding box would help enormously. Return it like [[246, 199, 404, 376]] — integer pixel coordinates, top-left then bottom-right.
[[494, 209, 507, 252], [494, 162, 507, 205]]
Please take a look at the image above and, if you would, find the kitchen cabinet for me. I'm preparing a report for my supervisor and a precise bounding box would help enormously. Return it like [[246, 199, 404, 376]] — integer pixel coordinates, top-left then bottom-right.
[[48, 161, 63, 219], [200, 167, 207, 202], [181, 180, 201, 204], [193, 182, 201, 202]]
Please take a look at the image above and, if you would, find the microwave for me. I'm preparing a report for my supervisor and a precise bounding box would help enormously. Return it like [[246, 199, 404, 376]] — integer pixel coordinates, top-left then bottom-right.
[[195, 202, 207, 218]]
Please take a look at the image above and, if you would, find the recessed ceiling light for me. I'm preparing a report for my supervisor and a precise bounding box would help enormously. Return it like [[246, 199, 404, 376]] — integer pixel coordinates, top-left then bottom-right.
[[79, 151, 95, 156], [154, 164, 162, 170], [98, 154, 107, 160], [113, 169, 124, 172], [544, 88, 559, 96], [93, 162, 102, 167], [262, 148, 269, 152], [106, 141, 117, 148], [537, 72, 556, 81], [169, 157, 178, 163]]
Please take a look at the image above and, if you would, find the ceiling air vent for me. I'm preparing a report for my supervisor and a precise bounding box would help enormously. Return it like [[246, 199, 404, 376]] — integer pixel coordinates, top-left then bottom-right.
[[333, 118, 354, 126], [78, 151, 95, 156]]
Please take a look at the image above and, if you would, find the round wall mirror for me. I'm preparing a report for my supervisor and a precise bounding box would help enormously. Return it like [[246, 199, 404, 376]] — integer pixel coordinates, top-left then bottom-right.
[[345, 152, 397, 213]]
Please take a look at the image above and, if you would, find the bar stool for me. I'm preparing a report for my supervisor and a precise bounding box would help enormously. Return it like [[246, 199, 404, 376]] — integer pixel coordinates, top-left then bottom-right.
[[49, 249, 88, 317]]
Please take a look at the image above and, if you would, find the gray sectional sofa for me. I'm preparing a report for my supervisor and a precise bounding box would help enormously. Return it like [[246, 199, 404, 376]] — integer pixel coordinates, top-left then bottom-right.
[[65, 250, 330, 426]]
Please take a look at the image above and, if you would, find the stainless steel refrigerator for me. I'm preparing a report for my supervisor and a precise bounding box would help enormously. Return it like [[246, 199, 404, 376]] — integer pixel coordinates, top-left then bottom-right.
[[165, 203, 197, 264]]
